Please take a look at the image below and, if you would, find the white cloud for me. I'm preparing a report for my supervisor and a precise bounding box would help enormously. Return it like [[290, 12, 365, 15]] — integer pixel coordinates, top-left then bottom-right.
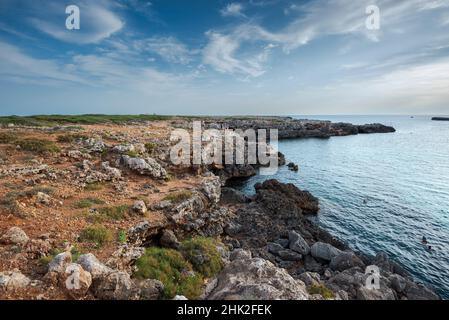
[[134, 37, 193, 64], [31, 3, 123, 44], [0, 41, 88, 86], [204, 0, 449, 77], [220, 3, 246, 18]]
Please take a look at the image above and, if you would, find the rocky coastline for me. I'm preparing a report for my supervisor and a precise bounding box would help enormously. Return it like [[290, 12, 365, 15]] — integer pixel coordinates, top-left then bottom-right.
[[201, 116, 396, 139], [0, 116, 440, 300]]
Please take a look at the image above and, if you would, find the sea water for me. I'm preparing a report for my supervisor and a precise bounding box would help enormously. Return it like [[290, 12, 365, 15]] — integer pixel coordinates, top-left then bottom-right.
[[236, 115, 449, 298]]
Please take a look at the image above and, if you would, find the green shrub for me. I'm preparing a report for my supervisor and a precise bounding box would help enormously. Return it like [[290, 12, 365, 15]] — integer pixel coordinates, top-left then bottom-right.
[[16, 138, 60, 154], [89, 205, 129, 223], [308, 284, 335, 299], [134, 247, 204, 299], [0, 132, 19, 144], [145, 142, 156, 153], [79, 225, 112, 247], [163, 190, 193, 204], [38, 246, 83, 266], [117, 230, 127, 244], [75, 198, 105, 208], [57, 133, 88, 143], [125, 150, 139, 158], [84, 182, 105, 191], [180, 237, 224, 278]]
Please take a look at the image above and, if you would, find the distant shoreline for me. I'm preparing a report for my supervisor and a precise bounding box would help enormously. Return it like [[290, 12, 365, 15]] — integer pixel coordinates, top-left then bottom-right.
[[432, 117, 449, 121]]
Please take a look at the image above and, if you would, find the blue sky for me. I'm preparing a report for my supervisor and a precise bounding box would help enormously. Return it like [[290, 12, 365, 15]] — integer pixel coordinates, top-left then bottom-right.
[[1, 0, 449, 115]]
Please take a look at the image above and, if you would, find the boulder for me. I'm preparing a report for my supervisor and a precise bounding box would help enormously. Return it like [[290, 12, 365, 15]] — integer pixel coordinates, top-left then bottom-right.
[[201, 176, 221, 204], [404, 282, 440, 300], [62, 263, 92, 299], [84, 137, 106, 153], [159, 229, 180, 249], [106, 245, 145, 272], [277, 249, 302, 261], [388, 274, 407, 294], [101, 162, 122, 180], [0, 270, 31, 291], [132, 200, 147, 214], [298, 272, 321, 287], [288, 230, 310, 255], [0, 227, 29, 246], [94, 271, 138, 300], [329, 251, 365, 271], [120, 155, 167, 179], [48, 251, 72, 274], [77, 253, 113, 279], [136, 279, 165, 300], [267, 242, 284, 256], [356, 286, 396, 300], [220, 188, 250, 204], [311, 242, 341, 261], [36, 192, 51, 205], [208, 250, 309, 300]]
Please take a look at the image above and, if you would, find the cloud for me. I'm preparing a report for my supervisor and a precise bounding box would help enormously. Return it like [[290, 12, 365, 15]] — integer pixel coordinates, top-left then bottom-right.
[[133, 36, 194, 64], [203, 30, 270, 78], [31, 2, 123, 44], [204, 0, 449, 77], [0, 40, 192, 95], [220, 3, 246, 18]]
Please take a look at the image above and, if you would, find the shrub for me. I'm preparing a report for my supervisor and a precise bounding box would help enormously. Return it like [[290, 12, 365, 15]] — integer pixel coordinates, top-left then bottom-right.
[[16, 138, 60, 154], [163, 190, 193, 204], [308, 284, 335, 299], [57, 133, 88, 143], [79, 225, 112, 247], [38, 246, 83, 266], [134, 247, 204, 299], [84, 182, 105, 191], [75, 198, 105, 208], [125, 150, 139, 158], [117, 230, 127, 244], [86, 205, 129, 223], [145, 142, 156, 153], [180, 237, 224, 278], [0, 132, 19, 144]]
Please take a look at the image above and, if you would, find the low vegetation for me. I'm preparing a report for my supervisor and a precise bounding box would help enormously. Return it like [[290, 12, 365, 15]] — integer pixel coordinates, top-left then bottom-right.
[[74, 198, 105, 209], [163, 190, 193, 204], [57, 133, 88, 143], [180, 237, 224, 278], [0, 114, 174, 126], [0, 132, 59, 154], [84, 182, 106, 191], [144, 142, 156, 154], [16, 138, 60, 154], [0, 186, 54, 217], [87, 205, 129, 223], [308, 284, 335, 299], [134, 247, 204, 299], [79, 225, 113, 247], [39, 246, 83, 266]]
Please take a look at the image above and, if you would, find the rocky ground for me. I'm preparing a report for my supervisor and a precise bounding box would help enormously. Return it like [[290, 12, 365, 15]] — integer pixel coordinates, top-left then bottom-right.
[[0, 116, 439, 300]]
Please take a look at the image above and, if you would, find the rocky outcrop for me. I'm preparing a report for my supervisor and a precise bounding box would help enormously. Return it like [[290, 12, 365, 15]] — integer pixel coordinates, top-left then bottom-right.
[[208, 250, 309, 300], [202, 117, 395, 140], [119, 155, 167, 179], [0, 227, 29, 246], [0, 270, 31, 291]]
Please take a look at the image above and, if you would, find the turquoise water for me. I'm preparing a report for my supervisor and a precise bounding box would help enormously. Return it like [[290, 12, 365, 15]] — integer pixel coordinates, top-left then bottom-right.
[[236, 115, 449, 299]]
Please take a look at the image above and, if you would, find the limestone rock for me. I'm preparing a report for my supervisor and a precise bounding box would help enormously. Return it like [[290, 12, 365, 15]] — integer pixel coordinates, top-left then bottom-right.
[[288, 230, 310, 255], [0, 270, 31, 291], [311, 242, 342, 261], [209, 250, 309, 300], [62, 263, 92, 299], [0, 227, 29, 246]]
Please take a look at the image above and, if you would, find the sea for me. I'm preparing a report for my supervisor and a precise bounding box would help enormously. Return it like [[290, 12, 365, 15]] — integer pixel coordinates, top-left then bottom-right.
[[234, 115, 449, 299]]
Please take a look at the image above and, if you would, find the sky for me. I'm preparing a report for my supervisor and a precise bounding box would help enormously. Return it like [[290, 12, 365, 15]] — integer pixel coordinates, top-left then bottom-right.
[[0, 0, 449, 116]]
